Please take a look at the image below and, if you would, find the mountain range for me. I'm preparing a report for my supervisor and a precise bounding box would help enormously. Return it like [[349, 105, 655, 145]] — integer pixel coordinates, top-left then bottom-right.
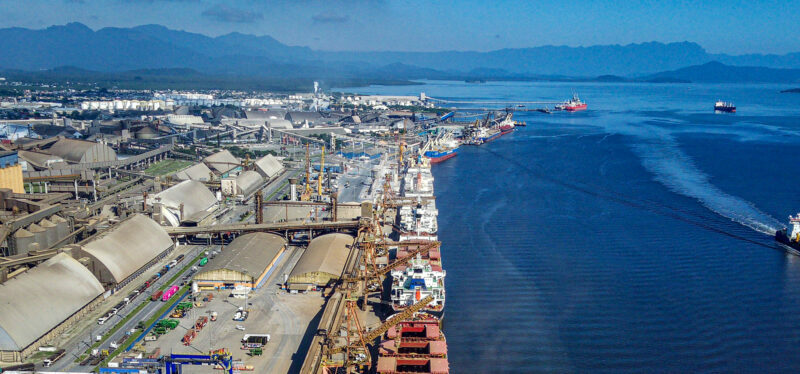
[[2, 23, 800, 84]]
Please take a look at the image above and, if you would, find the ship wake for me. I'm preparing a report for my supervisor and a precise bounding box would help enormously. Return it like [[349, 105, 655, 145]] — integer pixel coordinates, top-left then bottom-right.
[[628, 126, 782, 235]]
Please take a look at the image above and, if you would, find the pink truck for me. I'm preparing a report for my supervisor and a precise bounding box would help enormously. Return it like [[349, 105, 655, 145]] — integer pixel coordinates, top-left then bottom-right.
[[161, 285, 179, 302]]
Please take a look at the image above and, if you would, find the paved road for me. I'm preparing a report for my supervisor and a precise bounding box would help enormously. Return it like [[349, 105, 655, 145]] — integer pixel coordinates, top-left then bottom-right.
[[52, 203, 248, 372]]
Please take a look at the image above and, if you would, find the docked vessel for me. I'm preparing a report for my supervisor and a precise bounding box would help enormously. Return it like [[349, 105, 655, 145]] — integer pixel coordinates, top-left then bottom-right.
[[377, 312, 449, 374], [398, 198, 438, 241], [714, 101, 736, 113], [775, 214, 800, 254], [556, 94, 588, 111], [477, 127, 501, 143], [423, 131, 459, 164], [402, 165, 435, 198], [390, 253, 445, 318], [498, 113, 515, 135]]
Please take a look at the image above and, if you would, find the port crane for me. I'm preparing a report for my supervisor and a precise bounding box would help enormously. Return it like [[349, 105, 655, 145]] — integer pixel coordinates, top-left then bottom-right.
[[340, 240, 440, 284], [324, 295, 435, 371]]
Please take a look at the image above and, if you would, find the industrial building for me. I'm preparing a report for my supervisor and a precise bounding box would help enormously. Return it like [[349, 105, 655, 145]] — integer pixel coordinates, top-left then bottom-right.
[[234, 170, 264, 197], [173, 162, 214, 182], [0, 253, 104, 362], [72, 214, 173, 288], [287, 233, 354, 290], [43, 137, 117, 164], [253, 154, 284, 180], [193, 233, 286, 290], [203, 150, 240, 177], [0, 152, 24, 193], [152, 180, 218, 226]]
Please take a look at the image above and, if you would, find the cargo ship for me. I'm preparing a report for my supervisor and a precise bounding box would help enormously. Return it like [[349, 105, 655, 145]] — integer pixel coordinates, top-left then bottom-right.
[[714, 101, 736, 113], [775, 213, 800, 255], [377, 312, 449, 374], [477, 127, 501, 143], [498, 113, 515, 135], [423, 131, 459, 164], [399, 198, 439, 242], [555, 94, 588, 111], [390, 253, 445, 319]]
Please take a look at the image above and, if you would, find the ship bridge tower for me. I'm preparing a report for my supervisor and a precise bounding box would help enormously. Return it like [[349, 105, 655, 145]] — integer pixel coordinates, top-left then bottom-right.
[[790, 215, 800, 242]]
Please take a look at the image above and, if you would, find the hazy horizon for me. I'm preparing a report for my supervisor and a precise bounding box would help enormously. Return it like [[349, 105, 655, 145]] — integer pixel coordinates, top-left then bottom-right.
[[0, 0, 797, 55]]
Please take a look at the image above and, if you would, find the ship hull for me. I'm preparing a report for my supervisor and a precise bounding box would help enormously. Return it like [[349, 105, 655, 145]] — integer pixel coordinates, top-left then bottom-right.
[[499, 125, 514, 135], [775, 229, 800, 255], [424, 148, 458, 163], [715, 107, 736, 113], [479, 131, 502, 143], [565, 104, 588, 111]]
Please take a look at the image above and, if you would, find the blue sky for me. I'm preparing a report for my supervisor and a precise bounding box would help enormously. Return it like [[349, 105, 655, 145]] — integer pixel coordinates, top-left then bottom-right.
[[0, 0, 796, 54]]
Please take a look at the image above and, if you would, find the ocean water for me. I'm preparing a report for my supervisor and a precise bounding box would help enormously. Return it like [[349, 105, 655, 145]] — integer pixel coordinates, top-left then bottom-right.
[[339, 81, 800, 373]]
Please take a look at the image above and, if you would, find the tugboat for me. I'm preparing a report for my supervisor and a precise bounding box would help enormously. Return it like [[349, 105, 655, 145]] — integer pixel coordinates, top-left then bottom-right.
[[714, 101, 736, 113], [775, 214, 800, 254], [555, 94, 588, 111]]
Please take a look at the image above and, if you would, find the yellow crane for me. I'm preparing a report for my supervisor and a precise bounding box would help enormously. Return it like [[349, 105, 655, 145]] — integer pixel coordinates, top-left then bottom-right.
[[317, 145, 325, 196], [301, 143, 313, 201]]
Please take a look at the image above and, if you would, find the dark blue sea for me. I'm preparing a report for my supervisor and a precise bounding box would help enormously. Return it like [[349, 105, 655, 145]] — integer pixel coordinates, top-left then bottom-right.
[[339, 81, 800, 373]]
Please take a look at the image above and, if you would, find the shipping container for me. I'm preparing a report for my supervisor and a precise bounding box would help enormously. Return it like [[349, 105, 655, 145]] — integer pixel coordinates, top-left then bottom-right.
[[151, 290, 163, 301], [162, 285, 179, 302]]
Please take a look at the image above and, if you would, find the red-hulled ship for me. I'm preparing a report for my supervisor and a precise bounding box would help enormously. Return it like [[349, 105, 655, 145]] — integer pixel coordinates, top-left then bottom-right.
[[556, 94, 588, 111], [498, 113, 515, 135]]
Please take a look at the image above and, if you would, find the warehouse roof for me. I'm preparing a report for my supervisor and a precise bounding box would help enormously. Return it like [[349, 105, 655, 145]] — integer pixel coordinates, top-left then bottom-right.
[[0, 253, 104, 351], [154, 180, 217, 223], [235, 171, 264, 196], [81, 214, 172, 284], [195, 233, 285, 281], [289, 233, 353, 280], [254, 154, 284, 179], [204, 150, 239, 175], [44, 138, 116, 164], [173, 162, 214, 182]]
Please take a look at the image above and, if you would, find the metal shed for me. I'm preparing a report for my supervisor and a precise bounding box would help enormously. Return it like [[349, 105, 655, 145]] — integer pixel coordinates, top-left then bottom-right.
[[193, 233, 286, 290], [287, 233, 354, 290], [75, 214, 173, 287], [0, 253, 104, 362]]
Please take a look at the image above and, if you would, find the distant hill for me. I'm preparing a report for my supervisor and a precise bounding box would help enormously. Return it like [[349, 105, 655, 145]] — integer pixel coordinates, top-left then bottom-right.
[[3, 23, 800, 83], [643, 61, 800, 83]]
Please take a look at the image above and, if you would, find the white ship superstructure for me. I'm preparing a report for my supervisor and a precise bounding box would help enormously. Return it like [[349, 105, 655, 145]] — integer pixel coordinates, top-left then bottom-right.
[[402, 165, 434, 198], [390, 253, 446, 316], [399, 198, 438, 241]]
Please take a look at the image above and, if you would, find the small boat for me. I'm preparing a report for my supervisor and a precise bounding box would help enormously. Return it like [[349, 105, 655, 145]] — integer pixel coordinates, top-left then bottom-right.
[[776, 213, 800, 255]]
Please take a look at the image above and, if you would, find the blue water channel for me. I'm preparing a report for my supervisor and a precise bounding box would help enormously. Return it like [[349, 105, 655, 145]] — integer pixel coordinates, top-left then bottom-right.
[[341, 81, 800, 373]]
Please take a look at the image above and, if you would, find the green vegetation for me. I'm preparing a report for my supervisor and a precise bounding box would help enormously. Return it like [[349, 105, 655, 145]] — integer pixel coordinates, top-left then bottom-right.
[[226, 145, 276, 160], [387, 105, 449, 115], [143, 159, 194, 177]]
